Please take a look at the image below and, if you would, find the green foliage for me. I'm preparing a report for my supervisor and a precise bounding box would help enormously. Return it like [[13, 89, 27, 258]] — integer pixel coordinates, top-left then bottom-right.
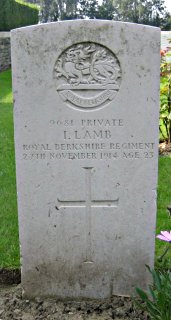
[[16, 0, 39, 9], [112, 0, 169, 27], [0, 0, 6, 30], [39, 0, 170, 27], [135, 266, 171, 320], [22, 0, 40, 4], [98, 0, 117, 20], [40, 0, 78, 22], [0, 0, 39, 31], [40, 0, 117, 21], [79, 0, 116, 20], [40, 0, 58, 21], [160, 12, 171, 30], [160, 45, 171, 143], [79, 0, 99, 19]]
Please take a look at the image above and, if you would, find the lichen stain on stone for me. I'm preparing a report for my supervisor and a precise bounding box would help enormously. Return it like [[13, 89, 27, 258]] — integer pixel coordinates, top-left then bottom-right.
[[149, 40, 161, 54], [22, 261, 112, 299]]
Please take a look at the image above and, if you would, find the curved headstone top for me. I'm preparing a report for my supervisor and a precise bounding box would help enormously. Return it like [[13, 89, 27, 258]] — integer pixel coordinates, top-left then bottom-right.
[[11, 20, 160, 299]]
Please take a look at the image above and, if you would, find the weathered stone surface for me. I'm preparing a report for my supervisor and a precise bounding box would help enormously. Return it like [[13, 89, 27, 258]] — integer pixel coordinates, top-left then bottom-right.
[[11, 20, 160, 299]]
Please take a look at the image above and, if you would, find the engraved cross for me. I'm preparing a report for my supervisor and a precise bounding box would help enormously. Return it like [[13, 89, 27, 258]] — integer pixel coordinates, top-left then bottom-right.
[[56, 167, 119, 263]]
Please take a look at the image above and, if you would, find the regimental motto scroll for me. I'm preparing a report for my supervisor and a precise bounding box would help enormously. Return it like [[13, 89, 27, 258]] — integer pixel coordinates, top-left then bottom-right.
[[54, 42, 122, 110]]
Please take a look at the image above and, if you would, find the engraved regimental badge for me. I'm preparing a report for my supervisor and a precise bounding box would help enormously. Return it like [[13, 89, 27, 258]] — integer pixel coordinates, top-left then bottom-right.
[[54, 42, 121, 110]]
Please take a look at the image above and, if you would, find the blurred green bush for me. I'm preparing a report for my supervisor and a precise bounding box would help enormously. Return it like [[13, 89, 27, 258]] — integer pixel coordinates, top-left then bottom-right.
[[0, 0, 39, 31]]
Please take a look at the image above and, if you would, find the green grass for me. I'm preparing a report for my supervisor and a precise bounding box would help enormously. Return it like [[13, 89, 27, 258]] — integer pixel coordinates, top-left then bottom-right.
[[0, 70, 19, 268], [156, 157, 171, 269], [0, 69, 171, 270], [0, 69, 13, 104]]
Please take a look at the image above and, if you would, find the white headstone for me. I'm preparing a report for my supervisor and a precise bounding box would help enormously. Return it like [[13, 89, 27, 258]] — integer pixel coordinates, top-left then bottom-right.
[[11, 20, 160, 299]]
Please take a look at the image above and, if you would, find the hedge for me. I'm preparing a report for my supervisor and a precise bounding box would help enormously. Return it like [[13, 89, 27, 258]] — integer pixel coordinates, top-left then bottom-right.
[[0, 0, 39, 31]]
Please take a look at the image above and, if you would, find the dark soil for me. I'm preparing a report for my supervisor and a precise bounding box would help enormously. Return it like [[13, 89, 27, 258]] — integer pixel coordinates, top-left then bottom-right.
[[0, 284, 148, 320], [0, 269, 21, 285], [159, 142, 171, 156]]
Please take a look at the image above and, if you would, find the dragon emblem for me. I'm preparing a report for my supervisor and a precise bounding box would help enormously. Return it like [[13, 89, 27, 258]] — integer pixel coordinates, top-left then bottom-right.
[[54, 42, 121, 110]]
